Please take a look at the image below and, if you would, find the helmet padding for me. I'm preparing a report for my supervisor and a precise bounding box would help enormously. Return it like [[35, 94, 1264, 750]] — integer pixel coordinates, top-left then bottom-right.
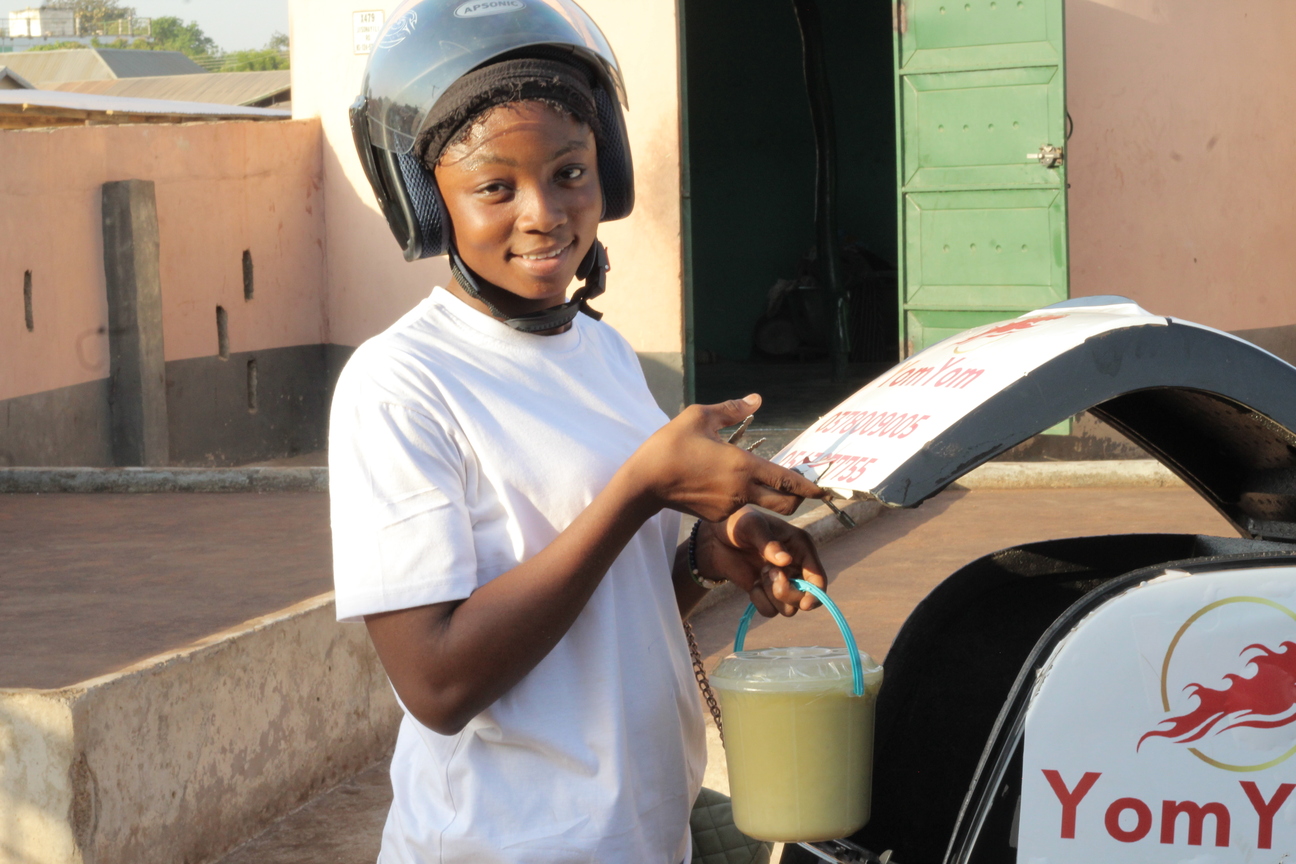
[[396, 152, 451, 259], [416, 57, 601, 165]]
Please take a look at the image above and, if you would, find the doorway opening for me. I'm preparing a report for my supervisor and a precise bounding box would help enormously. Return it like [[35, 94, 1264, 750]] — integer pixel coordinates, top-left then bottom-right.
[[681, 0, 898, 452]]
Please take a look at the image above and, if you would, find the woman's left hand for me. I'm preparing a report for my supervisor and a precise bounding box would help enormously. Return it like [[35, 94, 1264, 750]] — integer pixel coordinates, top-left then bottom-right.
[[694, 507, 828, 617]]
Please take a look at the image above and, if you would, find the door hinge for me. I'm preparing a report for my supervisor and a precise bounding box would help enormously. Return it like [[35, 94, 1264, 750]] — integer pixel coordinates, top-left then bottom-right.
[[1027, 144, 1064, 168], [893, 2, 908, 33]]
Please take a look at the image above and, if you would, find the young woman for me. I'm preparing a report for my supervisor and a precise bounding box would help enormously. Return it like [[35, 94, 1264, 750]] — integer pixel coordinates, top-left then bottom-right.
[[334, 3, 832, 861]]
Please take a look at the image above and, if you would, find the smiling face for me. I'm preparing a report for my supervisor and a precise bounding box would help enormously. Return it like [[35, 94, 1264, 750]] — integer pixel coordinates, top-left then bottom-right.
[[433, 101, 601, 318]]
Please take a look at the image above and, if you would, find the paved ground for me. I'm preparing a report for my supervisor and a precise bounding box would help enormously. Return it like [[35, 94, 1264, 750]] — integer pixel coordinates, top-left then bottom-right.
[[687, 486, 1233, 667], [0, 491, 332, 689], [216, 756, 393, 864], [211, 486, 1233, 863]]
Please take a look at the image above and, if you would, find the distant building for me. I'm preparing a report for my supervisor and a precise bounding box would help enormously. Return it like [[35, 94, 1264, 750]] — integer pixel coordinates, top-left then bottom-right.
[[0, 48, 204, 85], [0, 36, 97, 51], [7, 7, 76, 39]]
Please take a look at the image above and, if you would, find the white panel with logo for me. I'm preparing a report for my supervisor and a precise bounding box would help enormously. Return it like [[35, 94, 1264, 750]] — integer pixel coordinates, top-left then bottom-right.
[[1020, 566, 1296, 862]]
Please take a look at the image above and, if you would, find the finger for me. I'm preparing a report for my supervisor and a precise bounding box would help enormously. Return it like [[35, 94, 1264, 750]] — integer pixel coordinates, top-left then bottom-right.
[[767, 565, 806, 608], [790, 538, 828, 612], [751, 457, 829, 502], [745, 483, 804, 516], [748, 580, 780, 618], [742, 515, 827, 613], [761, 539, 794, 569], [728, 511, 795, 568], [703, 394, 762, 436], [761, 566, 799, 617]]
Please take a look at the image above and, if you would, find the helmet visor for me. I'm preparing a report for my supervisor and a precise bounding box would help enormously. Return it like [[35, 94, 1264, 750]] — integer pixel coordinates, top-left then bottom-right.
[[363, 0, 627, 155]]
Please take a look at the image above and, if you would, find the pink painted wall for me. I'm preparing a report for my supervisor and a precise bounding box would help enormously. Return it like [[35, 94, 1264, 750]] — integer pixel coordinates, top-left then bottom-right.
[[1067, 0, 1296, 331], [0, 119, 327, 403]]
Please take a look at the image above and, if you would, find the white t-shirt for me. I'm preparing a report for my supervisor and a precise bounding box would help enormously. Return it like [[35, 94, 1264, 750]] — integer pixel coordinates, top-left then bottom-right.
[[329, 287, 705, 864]]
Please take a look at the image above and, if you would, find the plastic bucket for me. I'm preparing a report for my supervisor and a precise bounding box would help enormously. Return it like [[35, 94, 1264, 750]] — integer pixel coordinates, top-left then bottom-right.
[[709, 579, 883, 843]]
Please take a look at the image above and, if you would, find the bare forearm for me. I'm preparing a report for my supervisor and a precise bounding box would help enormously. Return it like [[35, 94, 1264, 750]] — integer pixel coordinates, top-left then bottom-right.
[[368, 469, 657, 734]]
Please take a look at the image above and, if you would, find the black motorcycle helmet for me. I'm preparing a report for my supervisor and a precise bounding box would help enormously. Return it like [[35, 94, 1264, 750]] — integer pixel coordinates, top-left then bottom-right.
[[349, 0, 634, 331]]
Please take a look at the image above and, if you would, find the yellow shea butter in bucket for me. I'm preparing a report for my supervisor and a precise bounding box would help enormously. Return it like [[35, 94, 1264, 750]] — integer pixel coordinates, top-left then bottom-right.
[[710, 646, 883, 843]]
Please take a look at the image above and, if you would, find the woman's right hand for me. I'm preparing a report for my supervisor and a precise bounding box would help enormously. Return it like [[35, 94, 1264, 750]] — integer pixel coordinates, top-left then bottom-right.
[[622, 394, 828, 522]]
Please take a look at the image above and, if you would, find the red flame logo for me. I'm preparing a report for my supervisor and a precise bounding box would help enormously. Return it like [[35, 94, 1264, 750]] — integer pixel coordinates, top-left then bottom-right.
[[1139, 642, 1296, 750], [951, 314, 1068, 352]]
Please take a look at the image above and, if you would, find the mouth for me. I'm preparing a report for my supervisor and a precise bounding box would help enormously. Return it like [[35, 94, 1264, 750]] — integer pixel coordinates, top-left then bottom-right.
[[509, 238, 576, 280], [512, 239, 574, 262]]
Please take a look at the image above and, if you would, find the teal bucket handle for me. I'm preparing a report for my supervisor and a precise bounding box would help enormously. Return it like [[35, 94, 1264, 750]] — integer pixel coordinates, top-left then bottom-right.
[[733, 579, 865, 697]]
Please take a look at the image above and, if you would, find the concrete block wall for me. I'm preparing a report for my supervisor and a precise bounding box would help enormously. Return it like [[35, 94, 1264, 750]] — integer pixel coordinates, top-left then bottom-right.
[[0, 596, 399, 864], [0, 119, 332, 467]]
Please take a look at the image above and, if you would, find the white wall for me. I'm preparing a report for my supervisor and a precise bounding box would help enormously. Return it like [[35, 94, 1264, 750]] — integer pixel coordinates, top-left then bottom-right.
[[289, 1, 447, 351]]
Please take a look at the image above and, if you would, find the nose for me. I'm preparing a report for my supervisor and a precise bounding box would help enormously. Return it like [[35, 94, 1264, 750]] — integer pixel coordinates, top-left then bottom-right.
[[515, 182, 567, 235]]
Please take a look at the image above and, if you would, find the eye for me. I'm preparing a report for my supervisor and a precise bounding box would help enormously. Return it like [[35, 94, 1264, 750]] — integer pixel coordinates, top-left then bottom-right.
[[473, 180, 513, 198], [557, 165, 587, 182]]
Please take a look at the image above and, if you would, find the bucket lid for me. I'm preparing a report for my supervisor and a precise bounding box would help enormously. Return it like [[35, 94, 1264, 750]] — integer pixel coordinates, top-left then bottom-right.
[[709, 646, 884, 694]]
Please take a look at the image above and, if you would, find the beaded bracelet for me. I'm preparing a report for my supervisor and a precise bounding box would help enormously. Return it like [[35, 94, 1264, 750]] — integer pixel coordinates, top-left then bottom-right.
[[687, 520, 725, 590]]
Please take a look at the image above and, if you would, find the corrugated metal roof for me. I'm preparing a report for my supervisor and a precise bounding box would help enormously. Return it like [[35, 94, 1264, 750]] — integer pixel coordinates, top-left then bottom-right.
[[0, 67, 36, 89], [0, 49, 111, 83], [0, 48, 203, 84], [0, 89, 291, 128], [48, 70, 290, 107], [96, 49, 204, 79]]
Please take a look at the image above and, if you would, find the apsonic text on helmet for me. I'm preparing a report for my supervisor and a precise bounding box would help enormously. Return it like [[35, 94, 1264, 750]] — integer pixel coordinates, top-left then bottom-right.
[[454, 0, 526, 18]]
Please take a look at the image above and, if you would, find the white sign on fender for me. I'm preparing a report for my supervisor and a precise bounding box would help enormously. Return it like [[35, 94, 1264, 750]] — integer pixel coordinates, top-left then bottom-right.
[[1020, 566, 1296, 862], [771, 301, 1167, 498]]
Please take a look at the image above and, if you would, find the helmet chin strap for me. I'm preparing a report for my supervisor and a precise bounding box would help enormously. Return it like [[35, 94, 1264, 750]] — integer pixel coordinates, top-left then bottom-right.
[[448, 242, 608, 334]]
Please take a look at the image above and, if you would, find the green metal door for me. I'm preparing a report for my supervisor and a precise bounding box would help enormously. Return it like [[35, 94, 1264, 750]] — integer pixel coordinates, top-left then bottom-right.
[[894, 0, 1068, 356]]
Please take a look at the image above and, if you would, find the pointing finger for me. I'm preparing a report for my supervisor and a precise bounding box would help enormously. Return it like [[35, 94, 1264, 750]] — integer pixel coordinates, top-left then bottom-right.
[[751, 457, 828, 502], [746, 484, 804, 516]]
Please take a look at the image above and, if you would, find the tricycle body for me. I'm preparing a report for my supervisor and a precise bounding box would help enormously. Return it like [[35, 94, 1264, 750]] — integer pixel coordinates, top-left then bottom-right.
[[775, 299, 1296, 863]]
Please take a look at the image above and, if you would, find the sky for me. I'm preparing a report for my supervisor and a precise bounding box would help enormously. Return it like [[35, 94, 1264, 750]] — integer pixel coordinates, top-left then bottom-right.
[[6, 0, 290, 52]]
